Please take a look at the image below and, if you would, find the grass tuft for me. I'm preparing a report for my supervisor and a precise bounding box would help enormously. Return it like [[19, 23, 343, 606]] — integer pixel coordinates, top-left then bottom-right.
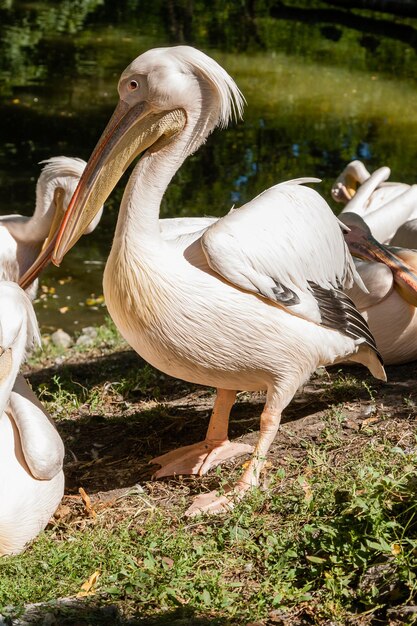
[[4, 330, 417, 624]]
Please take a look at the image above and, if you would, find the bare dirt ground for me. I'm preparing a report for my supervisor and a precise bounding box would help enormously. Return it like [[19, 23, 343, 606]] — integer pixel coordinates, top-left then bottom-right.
[[25, 348, 417, 528]]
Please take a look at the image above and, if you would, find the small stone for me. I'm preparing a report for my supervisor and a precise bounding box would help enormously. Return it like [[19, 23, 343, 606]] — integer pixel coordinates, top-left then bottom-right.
[[363, 404, 376, 416], [75, 334, 94, 348], [76, 326, 98, 347], [51, 329, 73, 349], [81, 326, 98, 338]]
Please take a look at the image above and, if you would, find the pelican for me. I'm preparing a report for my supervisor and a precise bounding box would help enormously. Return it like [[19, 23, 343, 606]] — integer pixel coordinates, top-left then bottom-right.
[[390, 217, 417, 249], [331, 160, 410, 211], [0, 282, 64, 555], [342, 211, 417, 364], [134, 211, 417, 367], [333, 160, 417, 246], [0, 156, 103, 298], [339, 183, 417, 365], [348, 255, 417, 365], [132, 213, 417, 367], [119, 210, 417, 368], [20, 46, 392, 516], [332, 162, 417, 363]]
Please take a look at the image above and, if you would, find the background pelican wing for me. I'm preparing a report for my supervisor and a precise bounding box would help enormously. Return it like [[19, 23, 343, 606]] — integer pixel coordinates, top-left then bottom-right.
[[347, 261, 394, 311]]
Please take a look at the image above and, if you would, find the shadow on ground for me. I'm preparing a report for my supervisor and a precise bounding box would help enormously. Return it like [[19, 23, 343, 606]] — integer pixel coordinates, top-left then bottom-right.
[[25, 349, 417, 498], [6, 599, 235, 626]]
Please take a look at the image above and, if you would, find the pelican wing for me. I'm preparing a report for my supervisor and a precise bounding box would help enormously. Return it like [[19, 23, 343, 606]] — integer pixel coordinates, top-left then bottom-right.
[[161, 216, 218, 250], [390, 218, 417, 249], [347, 260, 394, 311], [0, 226, 20, 283], [160, 216, 218, 239], [201, 180, 377, 349]]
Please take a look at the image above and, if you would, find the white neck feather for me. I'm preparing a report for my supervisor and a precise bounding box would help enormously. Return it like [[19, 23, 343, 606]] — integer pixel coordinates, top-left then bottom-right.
[[114, 92, 219, 253], [6, 184, 55, 245], [0, 322, 27, 417]]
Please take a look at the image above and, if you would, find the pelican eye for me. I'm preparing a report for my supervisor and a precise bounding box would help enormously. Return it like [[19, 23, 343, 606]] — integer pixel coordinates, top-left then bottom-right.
[[128, 80, 139, 91]]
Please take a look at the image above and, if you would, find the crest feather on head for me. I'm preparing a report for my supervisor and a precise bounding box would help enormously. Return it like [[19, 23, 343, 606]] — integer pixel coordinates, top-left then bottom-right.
[[38, 156, 86, 182], [167, 46, 245, 128]]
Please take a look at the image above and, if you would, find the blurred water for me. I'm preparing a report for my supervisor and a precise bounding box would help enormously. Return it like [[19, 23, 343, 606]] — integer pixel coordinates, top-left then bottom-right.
[[1, 1, 417, 331]]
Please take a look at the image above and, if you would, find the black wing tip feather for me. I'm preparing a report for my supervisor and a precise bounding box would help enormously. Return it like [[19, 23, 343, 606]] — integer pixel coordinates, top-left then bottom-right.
[[272, 279, 300, 305], [309, 282, 384, 364]]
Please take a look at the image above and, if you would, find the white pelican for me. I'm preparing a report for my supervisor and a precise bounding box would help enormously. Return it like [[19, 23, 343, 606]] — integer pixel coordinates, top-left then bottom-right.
[[331, 160, 409, 211], [336, 207, 417, 365], [135, 214, 417, 367], [0, 156, 103, 297], [332, 162, 417, 363], [348, 256, 417, 365], [390, 218, 417, 249], [107, 210, 417, 368], [0, 282, 64, 555], [333, 160, 417, 246], [20, 46, 391, 516]]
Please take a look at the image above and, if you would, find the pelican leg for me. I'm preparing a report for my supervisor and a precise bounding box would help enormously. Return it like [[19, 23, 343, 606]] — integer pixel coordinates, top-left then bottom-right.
[[151, 388, 253, 478], [185, 406, 281, 517]]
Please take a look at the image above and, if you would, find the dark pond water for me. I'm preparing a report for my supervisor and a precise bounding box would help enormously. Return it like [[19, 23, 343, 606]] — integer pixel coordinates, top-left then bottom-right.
[[1, 1, 417, 332]]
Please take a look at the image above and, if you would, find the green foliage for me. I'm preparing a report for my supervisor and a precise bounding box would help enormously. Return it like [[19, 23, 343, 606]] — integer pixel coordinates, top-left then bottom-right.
[[264, 460, 417, 615], [111, 364, 163, 400], [1, 425, 417, 623], [37, 374, 84, 415], [3, 1, 417, 332], [28, 317, 124, 368]]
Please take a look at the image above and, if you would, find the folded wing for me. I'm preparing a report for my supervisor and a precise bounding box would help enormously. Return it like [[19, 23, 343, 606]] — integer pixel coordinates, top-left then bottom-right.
[[201, 180, 380, 357]]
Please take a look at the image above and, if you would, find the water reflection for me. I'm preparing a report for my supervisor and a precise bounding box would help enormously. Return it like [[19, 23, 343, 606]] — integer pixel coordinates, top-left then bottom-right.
[[1, 1, 417, 331]]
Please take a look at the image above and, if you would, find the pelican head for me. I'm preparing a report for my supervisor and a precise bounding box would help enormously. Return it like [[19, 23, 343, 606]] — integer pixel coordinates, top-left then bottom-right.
[[18, 47, 244, 288], [56, 47, 244, 259], [36, 156, 104, 251], [343, 212, 417, 307], [331, 160, 372, 204]]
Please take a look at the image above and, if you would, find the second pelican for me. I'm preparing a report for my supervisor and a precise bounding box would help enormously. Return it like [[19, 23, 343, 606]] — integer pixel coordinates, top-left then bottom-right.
[[0, 156, 103, 298], [0, 282, 64, 555]]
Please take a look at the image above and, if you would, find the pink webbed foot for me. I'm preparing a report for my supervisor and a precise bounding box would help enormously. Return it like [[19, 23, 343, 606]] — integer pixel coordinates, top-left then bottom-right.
[[150, 440, 253, 479], [185, 481, 251, 517]]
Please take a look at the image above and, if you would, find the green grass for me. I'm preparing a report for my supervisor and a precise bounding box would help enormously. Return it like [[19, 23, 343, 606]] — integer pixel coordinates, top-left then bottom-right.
[[6, 327, 417, 623], [1, 410, 417, 624], [224, 49, 417, 129], [28, 316, 126, 368]]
